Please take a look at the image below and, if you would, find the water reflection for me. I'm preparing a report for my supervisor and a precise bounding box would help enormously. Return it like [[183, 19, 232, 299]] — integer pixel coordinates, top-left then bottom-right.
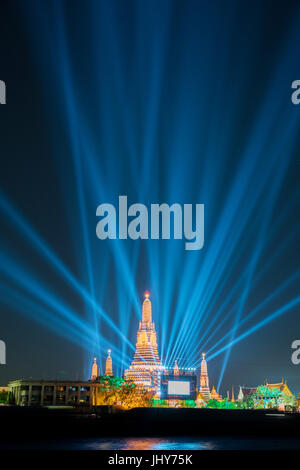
[[152, 440, 215, 451], [2, 436, 300, 450], [83, 436, 300, 451], [89, 437, 213, 450]]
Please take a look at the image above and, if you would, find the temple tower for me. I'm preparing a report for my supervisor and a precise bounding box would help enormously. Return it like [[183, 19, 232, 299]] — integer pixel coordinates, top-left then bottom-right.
[[211, 385, 221, 401], [200, 353, 211, 401], [124, 292, 161, 392], [174, 359, 179, 376], [90, 357, 99, 381], [238, 386, 244, 401], [105, 349, 113, 377]]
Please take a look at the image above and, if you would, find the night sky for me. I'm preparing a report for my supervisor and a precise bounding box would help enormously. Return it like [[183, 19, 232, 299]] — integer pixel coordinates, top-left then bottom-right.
[[0, 0, 300, 396]]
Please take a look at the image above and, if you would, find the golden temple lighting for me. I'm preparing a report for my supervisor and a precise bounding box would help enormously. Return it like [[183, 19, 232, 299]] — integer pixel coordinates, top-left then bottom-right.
[[105, 349, 113, 377], [90, 357, 99, 381], [200, 352, 211, 401], [124, 293, 161, 392]]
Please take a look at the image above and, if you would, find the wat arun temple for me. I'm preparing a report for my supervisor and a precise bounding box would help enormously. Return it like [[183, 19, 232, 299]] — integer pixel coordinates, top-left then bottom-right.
[[91, 292, 219, 401], [122, 292, 217, 402]]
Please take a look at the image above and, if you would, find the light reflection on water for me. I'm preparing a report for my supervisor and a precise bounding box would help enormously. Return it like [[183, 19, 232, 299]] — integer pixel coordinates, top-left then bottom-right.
[[87, 438, 214, 450], [3, 436, 300, 450], [80, 436, 300, 451], [152, 441, 214, 451]]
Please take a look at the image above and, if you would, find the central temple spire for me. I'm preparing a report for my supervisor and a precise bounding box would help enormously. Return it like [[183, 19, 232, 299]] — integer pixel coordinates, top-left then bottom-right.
[[142, 291, 152, 323], [124, 292, 161, 393]]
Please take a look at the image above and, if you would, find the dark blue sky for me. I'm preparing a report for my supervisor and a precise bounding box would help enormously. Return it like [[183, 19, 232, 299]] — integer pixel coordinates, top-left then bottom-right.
[[0, 0, 300, 396]]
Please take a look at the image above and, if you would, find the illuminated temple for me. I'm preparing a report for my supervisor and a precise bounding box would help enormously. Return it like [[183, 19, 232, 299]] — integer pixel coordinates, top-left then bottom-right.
[[124, 292, 161, 393], [200, 353, 211, 401], [105, 349, 113, 377], [90, 357, 99, 381], [91, 297, 216, 402]]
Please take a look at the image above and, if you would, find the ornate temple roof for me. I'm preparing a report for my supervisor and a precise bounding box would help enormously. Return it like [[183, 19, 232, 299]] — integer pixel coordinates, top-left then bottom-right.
[[266, 380, 292, 396], [240, 380, 293, 397]]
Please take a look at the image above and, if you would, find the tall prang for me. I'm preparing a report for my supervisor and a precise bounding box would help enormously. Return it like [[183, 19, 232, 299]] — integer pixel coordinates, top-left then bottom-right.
[[90, 357, 99, 381], [124, 292, 161, 393], [105, 349, 113, 377], [200, 353, 211, 401], [174, 359, 179, 376]]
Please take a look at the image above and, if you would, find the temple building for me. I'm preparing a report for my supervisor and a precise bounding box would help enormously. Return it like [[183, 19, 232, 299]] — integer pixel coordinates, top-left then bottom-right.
[[105, 349, 113, 377], [200, 353, 211, 401], [195, 391, 207, 407], [90, 357, 99, 381], [297, 393, 300, 411], [211, 385, 222, 401], [124, 292, 161, 393], [238, 379, 293, 401], [238, 386, 256, 400]]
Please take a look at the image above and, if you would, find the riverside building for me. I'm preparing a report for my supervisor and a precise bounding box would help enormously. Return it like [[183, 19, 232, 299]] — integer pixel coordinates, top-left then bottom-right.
[[8, 379, 94, 406]]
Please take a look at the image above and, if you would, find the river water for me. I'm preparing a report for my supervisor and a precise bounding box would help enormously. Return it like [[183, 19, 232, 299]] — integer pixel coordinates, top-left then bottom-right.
[[2, 436, 300, 450]]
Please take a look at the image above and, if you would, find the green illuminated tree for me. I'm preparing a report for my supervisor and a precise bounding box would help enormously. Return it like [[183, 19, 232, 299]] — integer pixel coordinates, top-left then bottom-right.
[[217, 399, 236, 409], [207, 399, 219, 409], [256, 385, 272, 399], [281, 393, 295, 409], [254, 386, 282, 409], [242, 393, 255, 409], [183, 400, 196, 408], [95, 376, 152, 409], [0, 390, 8, 403], [151, 399, 168, 407]]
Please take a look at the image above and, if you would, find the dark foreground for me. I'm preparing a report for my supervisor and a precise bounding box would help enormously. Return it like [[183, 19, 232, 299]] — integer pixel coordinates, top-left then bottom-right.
[[1, 406, 300, 450]]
